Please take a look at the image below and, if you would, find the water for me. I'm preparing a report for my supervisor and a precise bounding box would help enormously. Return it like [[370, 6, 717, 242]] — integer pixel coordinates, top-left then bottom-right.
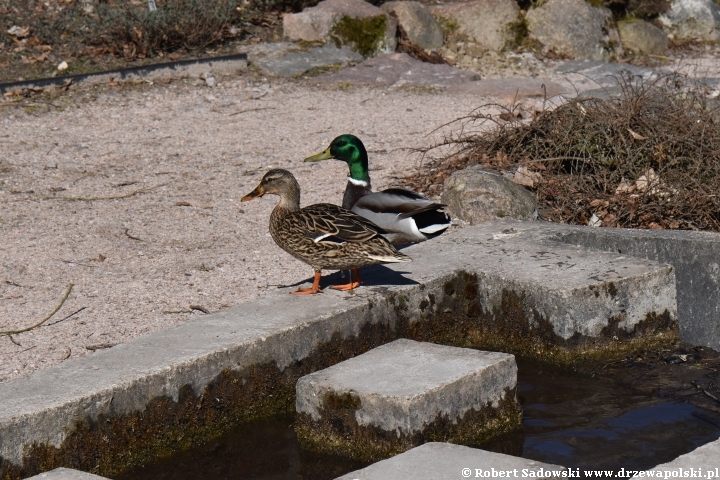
[[115, 358, 720, 480]]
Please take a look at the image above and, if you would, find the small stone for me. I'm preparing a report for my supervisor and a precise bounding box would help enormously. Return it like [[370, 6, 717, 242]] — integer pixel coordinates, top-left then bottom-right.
[[205, 76, 217, 87], [429, 0, 520, 52], [525, 0, 616, 60], [441, 164, 536, 225], [659, 0, 720, 41], [57, 61, 68, 71], [381, 1, 444, 50], [618, 20, 669, 55]]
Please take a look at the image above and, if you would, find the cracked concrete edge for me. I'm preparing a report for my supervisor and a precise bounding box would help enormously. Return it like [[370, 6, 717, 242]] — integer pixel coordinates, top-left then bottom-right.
[[0, 222, 676, 465]]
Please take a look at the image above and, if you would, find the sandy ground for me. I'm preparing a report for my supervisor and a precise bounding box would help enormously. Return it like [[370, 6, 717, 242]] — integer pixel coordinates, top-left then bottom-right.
[[4, 48, 720, 384], [0, 73, 492, 383]]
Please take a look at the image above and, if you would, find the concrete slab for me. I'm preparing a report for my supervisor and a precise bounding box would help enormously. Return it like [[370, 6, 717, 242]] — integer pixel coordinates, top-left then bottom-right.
[[26, 468, 110, 480], [446, 78, 570, 103], [315, 52, 479, 88], [0, 223, 676, 478], [239, 42, 363, 77], [527, 222, 720, 351], [631, 438, 720, 478], [296, 339, 519, 459], [335, 442, 567, 480]]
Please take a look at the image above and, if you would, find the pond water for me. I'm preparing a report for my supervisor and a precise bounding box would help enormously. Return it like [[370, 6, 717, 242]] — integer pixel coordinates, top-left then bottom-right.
[[115, 358, 720, 480]]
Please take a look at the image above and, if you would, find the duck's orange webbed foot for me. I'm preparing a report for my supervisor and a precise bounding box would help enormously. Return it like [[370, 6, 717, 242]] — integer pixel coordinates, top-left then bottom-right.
[[330, 269, 361, 292], [292, 271, 323, 295]]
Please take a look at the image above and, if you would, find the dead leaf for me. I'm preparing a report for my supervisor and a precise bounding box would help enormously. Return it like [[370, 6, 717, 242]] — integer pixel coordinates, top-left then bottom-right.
[[512, 166, 542, 188], [98, 254, 106, 262], [175, 201, 192, 207], [7, 26, 30, 38], [627, 128, 648, 141], [615, 177, 634, 194]]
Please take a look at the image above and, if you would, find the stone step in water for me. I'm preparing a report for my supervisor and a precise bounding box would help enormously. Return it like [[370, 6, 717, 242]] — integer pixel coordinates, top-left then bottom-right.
[[26, 468, 109, 480], [335, 442, 566, 480], [631, 438, 720, 478], [296, 339, 519, 460], [0, 223, 676, 478]]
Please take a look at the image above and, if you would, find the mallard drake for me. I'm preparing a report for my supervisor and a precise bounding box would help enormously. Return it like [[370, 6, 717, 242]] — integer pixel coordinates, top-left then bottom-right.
[[305, 134, 452, 245], [241, 168, 411, 295]]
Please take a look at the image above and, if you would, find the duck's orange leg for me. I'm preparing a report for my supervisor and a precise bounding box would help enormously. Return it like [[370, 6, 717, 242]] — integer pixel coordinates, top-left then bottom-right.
[[292, 271, 323, 295], [330, 268, 361, 291]]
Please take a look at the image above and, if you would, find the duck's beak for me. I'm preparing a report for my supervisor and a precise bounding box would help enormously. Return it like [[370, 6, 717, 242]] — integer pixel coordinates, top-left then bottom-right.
[[241, 185, 265, 202], [304, 147, 333, 162]]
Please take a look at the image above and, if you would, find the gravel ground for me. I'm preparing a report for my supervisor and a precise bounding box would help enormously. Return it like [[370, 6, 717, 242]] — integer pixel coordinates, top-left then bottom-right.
[[0, 73, 490, 383]]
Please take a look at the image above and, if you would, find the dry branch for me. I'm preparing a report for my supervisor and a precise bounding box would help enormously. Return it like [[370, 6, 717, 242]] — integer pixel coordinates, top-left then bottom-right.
[[44, 183, 168, 201], [0, 284, 74, 341]]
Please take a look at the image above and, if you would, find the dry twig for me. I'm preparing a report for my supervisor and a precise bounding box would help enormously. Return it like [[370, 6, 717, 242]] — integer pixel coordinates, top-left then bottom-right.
[[44, 183, 168, 201], [0, 284, 74, 343]]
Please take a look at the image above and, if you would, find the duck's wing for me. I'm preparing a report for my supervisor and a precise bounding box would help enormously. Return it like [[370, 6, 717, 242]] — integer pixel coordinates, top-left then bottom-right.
[[351, 189, 452, 244], [297, 203, 387, 244]]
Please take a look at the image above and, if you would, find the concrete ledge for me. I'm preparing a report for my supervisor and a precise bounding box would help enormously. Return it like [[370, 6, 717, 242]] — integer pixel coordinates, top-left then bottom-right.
[[0, 54, 248, 94], [335, 442, 566, 480], [550, 225, 720, 351], [0, 223, 676, 479], [26, 468, 109, 480], [296, 340, 520, 460], [631, 438, 720, 478]]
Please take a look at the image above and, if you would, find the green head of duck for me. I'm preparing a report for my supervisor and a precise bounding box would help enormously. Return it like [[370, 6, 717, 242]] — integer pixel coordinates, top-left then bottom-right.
[[305, 134, 370, 184]]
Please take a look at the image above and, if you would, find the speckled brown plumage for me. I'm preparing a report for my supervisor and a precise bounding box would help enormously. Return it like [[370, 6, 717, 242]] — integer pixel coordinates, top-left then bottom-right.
[[241, 169, 411, 294]]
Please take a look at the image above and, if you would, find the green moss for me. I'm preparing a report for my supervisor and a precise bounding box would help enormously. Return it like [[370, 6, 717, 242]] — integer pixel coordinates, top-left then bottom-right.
[[505, 16, 529, 50], [297, 387, 522, 462], [330, 15, 388, 57], [435, 15, 460, 37]]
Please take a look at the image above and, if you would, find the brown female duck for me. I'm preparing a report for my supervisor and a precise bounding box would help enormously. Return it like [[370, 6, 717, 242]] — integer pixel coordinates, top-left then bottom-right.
[[241, 168, 411, 294]]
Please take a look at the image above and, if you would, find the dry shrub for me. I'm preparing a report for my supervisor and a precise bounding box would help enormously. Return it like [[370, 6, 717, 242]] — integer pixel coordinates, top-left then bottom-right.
[[34, 0, 315, 59], [404, 73, 720, 231]]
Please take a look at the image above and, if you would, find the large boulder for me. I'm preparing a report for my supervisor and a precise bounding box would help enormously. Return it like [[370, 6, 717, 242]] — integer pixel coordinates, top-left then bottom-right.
[[283, 0, 398, 57], [618, 20, 669, 55], [525, 0, 616, 60], [441, 165, 536, 225], [658, 0, 720, 41], [429, 0, 520, 52], [381, 1, 444, 50]]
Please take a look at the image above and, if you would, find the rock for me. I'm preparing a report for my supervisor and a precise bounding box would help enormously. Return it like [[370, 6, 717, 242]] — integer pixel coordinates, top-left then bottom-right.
[[429, 0, 520, 52], [659, 0, 720, 41], [283, 0, 397, 57], [240, 42, 363, 77], [315, 52, 479, 88], [204, 76, 217, 87], [440, 165, 536, 225], [57, 61, 68, 72], [381, 1, 444, 50], [618, 20, 669, 55], [525, 0, 615, 60]]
